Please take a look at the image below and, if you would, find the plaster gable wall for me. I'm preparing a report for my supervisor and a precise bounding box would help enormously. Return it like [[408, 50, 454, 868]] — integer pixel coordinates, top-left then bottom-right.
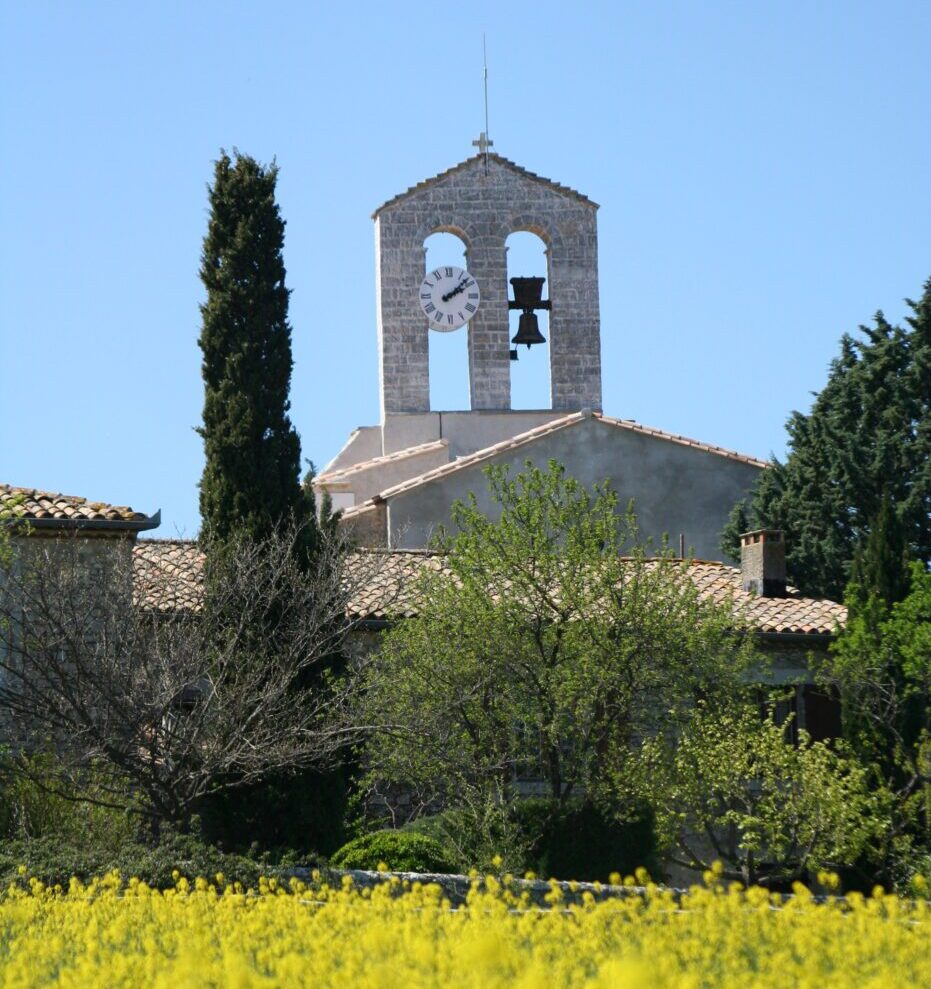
[[321, 426, 384, 474], [318, 442, 452, 507], [385, 419, 762, 558], [376, 157, 601, 417]]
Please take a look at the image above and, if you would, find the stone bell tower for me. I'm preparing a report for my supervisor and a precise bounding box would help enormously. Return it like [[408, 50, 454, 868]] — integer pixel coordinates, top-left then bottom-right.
[[373, 152, 602, 418]]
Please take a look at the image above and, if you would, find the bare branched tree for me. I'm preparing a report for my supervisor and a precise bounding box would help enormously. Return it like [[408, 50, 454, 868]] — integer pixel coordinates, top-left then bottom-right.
[[0, 523, 390, 833]]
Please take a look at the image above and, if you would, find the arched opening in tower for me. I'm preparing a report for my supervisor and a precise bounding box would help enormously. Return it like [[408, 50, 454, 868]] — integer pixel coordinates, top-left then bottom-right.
[[424, 231, 470, 411], [506, 231, 551, 410]]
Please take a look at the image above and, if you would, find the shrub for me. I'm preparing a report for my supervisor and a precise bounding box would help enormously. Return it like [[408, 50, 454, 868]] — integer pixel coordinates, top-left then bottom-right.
[[403, 806, 529, 874], [405, 800, 658, 881], [0, 751, 136, 848], [0, 833, 265, 889], [516, 798, 659, 882], [330, 831, 457, 873]]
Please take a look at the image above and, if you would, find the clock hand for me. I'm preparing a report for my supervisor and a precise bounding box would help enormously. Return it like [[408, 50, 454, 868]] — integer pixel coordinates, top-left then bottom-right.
[[441, 278, 469, 302]]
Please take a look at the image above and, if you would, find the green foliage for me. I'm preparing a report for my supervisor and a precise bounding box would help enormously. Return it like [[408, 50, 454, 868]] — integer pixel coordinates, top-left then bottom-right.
[[636, 702, 887, 887], [404, 799, 657, 881], [360, 460, 754, 868], [330, 831, 458, 874], [515, 798, 658, 882], [824, 562, 931, 873], [197, 150, 311, 548], [196, 151, 345, 845], [198, 764, 349, 857], [402, 800, 532, 875], [724, 277, 931, 598], [0, 832, 265, 890], [848, 493, 911, 609], [0, 752, 135, 848]]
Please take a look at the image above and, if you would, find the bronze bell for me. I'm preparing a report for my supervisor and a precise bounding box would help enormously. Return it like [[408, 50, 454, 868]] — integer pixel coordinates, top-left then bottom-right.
[[510, 276, 547, 310], [509, 275, 550, 349], [511, 312, 546, 349]]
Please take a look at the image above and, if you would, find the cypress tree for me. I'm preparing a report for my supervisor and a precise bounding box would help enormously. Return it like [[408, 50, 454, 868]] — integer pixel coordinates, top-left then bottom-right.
[[722, 277, 931, 599], [195, 152, 344, 853], [197, 151, 308, 544]]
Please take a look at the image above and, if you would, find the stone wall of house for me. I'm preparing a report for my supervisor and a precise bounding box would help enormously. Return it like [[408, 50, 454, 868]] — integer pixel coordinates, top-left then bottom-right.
[[0, 532, 137, 749]]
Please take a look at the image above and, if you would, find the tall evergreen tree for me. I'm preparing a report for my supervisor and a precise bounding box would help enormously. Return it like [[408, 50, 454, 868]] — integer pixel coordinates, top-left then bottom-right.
[[195, 152, 344, 853], [722, 277, 931, 599], [197, 151, 308, 544]]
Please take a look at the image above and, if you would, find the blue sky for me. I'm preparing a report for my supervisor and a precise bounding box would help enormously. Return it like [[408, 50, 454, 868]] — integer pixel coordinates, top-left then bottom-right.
[[2, 1, 929, 537]]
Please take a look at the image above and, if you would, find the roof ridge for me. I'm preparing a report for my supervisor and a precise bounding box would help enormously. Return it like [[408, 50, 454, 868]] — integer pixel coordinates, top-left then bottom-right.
[[373, 153, 597, 218], [131, 543, 847, 634], [316, 439, 449, 484], [344, 411, 585, 513], [137, 537, 198, 546], [592, 413, 769, 468], [3, 484, 90, 504]]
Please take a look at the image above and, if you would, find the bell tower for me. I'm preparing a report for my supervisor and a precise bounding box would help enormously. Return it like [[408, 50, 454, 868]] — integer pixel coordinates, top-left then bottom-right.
[[373, 152, 602, 419]]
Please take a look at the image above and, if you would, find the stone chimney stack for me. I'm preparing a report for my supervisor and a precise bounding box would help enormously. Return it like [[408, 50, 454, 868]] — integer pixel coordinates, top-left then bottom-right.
[[740, 529, 787, 598]]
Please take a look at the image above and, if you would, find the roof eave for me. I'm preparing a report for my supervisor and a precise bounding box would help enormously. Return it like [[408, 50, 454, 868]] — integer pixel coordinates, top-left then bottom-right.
[[754, 629, 837, 646], [5, 509, 161, 533]]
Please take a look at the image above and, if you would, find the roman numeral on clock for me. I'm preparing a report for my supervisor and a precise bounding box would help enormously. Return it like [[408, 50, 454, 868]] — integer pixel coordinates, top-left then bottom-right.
[[465, 303, 476, 313], [425, 303, 435, 313], [434, 311, 443, 322]]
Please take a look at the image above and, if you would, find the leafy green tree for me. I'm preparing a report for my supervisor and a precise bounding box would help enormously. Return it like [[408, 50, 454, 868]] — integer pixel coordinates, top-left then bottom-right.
[[822, 559, 931, 878], [197, 150, 310, 547], [722, 278, 931, 599], [636, 702, 887, 887], [359, 461, 755, 867]]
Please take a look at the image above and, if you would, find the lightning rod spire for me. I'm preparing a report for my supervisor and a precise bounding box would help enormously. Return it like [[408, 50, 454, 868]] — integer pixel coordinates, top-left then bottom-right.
[[472, 34, 494, 172]]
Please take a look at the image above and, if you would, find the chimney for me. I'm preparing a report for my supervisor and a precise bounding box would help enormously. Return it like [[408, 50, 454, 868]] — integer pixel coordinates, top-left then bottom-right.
[[740, 529, 787, 597]]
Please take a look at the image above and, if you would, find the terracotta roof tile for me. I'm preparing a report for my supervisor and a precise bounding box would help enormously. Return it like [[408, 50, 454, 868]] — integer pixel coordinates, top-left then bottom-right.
[[373, 153, 598, 218], [131, 542, 845, 636], [133, 539, 204, 611], [1, 484, 158, 530]]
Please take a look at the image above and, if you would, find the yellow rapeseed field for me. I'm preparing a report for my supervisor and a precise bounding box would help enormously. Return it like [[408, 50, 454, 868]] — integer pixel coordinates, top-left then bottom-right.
[[1, 869, 929, 988]]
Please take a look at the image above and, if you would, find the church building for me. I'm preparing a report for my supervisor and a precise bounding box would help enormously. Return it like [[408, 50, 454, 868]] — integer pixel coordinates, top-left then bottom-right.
[[0, 147, 848, 758], [314, 150, 766, 557]]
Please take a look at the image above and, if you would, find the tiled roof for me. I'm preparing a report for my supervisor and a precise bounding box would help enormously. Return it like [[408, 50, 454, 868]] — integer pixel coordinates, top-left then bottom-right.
[[372, 153, 598, 218], [1, 484, 159, 530], [131, 541, 845, 636], [340, 411, 768, 520], [315, 440, 449, 486], [133, 539, 204, 611]]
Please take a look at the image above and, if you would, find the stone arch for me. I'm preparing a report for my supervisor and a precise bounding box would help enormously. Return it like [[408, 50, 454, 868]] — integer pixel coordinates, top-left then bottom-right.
[[423, 230, 471, 410], [505, 229, 551, 409], [505, 213, 565, 253]]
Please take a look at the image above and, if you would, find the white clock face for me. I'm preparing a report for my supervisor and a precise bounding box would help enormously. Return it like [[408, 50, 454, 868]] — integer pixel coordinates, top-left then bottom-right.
[[418, 266, 480, 332]]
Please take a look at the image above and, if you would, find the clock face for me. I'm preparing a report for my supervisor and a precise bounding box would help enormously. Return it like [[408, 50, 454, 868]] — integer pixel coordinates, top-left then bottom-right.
[[418, 266, 481, 332]]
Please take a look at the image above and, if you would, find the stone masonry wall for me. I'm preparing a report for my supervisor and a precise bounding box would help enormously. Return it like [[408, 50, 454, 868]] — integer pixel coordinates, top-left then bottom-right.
[[375, 156, 601, 417]]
